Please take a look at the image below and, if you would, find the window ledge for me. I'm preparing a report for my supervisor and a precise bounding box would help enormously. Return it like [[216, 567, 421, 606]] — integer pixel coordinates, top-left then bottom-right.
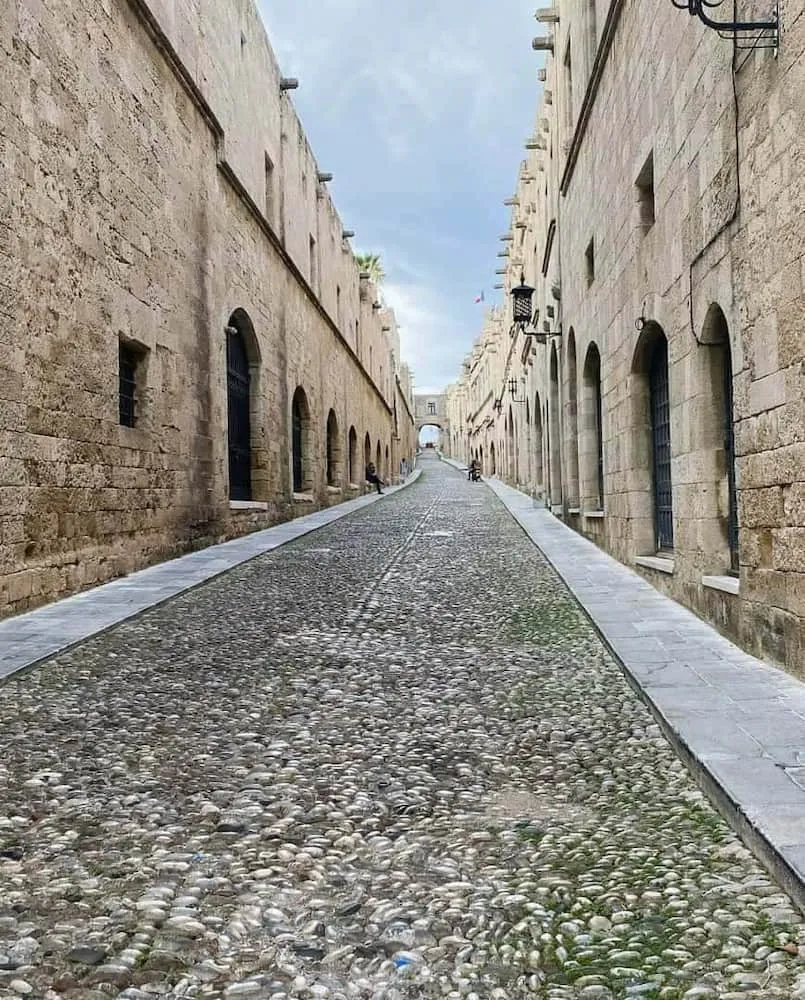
[[702, 574, 740, 596], [635, 554, 675, 575], [584, 510, 605, 519], [292, 491, 315, 503], [229, 500, 268, 511]]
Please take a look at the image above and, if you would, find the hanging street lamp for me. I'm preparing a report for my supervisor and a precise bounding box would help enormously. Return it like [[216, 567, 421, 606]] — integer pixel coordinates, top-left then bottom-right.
[[509, 272, 561, 343]]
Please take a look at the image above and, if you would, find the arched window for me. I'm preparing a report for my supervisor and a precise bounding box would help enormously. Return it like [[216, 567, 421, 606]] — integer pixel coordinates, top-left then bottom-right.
[[226, 309, 260, 501], [633, 324, 673, 551], [581, 343, 604, 510], [326, 409, 341, 487], [566, 329, 580, 507], [291, 387, 312, 493], [348, 426, 358, 485], [549, 344, 562, 505], [649, 339, 673, 549]]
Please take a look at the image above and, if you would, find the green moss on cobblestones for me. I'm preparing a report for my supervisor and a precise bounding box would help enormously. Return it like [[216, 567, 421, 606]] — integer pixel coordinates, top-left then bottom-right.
[[1, 463, 804, 999]]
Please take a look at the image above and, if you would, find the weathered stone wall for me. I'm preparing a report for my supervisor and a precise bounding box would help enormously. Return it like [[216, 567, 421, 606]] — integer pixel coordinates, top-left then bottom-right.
[[449, 1, 804, 675], [0, 0, 413, 614]]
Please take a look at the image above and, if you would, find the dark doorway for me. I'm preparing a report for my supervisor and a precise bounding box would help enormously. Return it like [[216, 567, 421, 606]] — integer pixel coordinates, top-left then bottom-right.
[[227, 324, 252, 501], [326, 410, 340, 486], [292, 387, 310, 492]]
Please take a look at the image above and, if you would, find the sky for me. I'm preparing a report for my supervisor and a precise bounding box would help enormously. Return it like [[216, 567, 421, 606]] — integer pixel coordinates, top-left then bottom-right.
[[258, 1, 542, 394]]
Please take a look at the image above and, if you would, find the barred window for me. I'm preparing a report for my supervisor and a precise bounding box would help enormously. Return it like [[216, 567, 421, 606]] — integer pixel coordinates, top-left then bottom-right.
[[119, 342, 141, 427]]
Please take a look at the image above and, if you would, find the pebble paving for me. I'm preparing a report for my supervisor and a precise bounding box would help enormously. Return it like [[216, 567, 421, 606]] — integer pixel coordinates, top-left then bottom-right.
[[2, 455, 805, 1000]]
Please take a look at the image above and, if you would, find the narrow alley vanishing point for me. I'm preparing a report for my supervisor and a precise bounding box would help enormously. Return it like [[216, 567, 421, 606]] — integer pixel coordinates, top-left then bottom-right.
[[1, 457, 804, 1000]]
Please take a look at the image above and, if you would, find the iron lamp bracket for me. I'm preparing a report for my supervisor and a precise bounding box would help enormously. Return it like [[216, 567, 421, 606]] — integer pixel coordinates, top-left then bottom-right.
[[670, 0, 779, 50]]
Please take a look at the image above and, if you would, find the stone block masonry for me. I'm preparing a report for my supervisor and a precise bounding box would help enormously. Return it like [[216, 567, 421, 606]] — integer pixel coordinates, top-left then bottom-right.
[[0, 0, 416, 615], [446, 0, 805, 678]]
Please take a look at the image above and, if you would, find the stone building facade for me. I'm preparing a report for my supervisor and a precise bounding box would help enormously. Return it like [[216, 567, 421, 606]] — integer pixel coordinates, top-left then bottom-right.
[[446, 1, 804, 675], [0, 0, 415, 615]]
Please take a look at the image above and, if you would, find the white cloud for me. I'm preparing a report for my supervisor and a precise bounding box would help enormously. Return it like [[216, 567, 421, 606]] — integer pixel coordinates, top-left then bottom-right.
[[383, 281, 462, 395], [257, 0, 540, 390]]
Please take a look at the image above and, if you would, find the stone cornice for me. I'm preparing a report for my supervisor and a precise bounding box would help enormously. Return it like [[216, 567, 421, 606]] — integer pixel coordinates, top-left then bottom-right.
[[560, 0, 625, 197], [127, 0, 392, 416]]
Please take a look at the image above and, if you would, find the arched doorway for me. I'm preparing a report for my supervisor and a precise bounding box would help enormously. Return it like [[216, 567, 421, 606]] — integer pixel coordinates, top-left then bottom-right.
[[292, 387, 312, 492], [418, 424, 441, 449], [534, 391, 544, 493], [490, 441, 496, 475], [226, 310, 258, 501], [375, 441, 382, 478], [549, 344, 562, 505], [699, 304, 739, 573], [326, 409, 341, 487], [582, 343, 604, 510], [507, 407, 516, 482], [566, 329, 580, 506], [632, 322, 673, 552], [364, 432, 372, 472], [348, 426, 358, 484]]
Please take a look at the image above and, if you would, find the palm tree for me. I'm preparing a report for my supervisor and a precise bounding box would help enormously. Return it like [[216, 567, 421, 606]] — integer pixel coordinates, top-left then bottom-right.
[[354, 252, 385, 284]]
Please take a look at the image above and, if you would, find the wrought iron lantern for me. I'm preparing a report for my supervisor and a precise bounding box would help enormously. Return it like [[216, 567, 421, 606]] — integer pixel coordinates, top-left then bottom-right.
[[511, 274, 535, 326], [509, 272, 561, 342], [670, 0, 778, 49]]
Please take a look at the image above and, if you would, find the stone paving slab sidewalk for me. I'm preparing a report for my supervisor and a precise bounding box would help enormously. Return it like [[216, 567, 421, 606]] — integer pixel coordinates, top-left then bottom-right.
[[443, 458, 805, 912], [0, 471, 421, 683]]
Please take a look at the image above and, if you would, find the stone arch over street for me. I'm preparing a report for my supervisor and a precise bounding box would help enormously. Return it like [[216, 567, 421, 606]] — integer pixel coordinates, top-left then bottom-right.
[[414, 393, 449, 448]]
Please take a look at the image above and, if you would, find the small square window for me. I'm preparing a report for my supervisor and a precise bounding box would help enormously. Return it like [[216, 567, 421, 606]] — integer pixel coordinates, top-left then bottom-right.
[[119, 341, 146, 428], [585, 238, 595, 286], [636, 152, 655, 233]]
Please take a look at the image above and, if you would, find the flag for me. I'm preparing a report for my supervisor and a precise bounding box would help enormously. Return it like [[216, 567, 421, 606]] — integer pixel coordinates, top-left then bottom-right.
[[474, 290, 485, 304]]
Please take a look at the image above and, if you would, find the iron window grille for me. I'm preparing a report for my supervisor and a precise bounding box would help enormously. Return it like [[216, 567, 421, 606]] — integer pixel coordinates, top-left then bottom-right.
[[649, 340, 674, 551], [723, 352, 739, 574], [227, 330, 252, 501], [595, 376, 604, 509], [119, 342, 140, 427]]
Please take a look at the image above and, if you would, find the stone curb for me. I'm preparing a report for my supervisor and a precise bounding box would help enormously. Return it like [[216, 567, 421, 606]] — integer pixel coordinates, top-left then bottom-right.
[[0, 469, 422, 684], [479, 472, 805, 914]]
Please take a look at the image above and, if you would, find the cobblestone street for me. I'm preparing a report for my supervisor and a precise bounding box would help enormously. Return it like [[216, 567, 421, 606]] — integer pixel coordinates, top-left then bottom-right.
[[2, 456, 805, 1000]]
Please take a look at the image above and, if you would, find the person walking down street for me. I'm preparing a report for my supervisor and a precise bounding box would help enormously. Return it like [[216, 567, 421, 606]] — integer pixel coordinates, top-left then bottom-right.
[[366, 462, 384, 495]]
